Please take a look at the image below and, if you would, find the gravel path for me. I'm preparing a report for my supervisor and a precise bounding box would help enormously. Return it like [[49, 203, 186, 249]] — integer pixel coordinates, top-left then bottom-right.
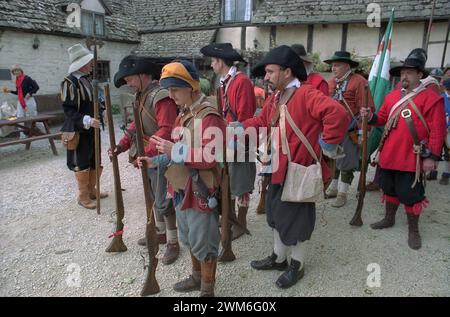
[[1, 115, 449, 297]]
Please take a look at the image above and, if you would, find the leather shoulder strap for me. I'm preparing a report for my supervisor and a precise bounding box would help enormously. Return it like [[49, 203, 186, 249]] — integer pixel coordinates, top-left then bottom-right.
[[280, 104, 319, 162], [139, 88, 158, 124], [270, 87, 297, 127], [408, 98, 430, 135]]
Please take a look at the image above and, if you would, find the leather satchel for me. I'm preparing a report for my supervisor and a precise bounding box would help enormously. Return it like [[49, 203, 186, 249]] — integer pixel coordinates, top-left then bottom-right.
[[280, 104, 324, 203], [61, 132, 79, 150]]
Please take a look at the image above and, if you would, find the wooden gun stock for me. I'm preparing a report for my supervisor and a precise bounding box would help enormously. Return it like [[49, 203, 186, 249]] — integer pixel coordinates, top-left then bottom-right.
[[104, 85, 127, 253], [132, 97, 160, 296], [215, 87, 249, 261], [218, 164, 236, 262], [350, 85, 369, 227]]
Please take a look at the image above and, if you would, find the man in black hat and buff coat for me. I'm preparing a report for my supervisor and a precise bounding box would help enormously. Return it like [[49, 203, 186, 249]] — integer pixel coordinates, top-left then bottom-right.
[[361, 48, 446, 250], [324, 51, 375, 208], [239, 45, 349, 289], [61, 44, 108, 210], [110, 55, 180, 265], [200, 43, 256, 240]]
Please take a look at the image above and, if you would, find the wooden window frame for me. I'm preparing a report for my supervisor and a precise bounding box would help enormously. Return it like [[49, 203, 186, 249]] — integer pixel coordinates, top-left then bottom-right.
[[96, 60, 110, 83], [81, 9, 105, 37], [222, 0, 253, 24]]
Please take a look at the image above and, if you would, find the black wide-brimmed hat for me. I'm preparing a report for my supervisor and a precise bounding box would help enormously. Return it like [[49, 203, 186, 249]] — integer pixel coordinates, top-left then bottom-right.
[[251, 45, 307, 81], [324, 51, 359, 68], [200, 43, 247, 65], [390, 48, 428, 78], [114, 55, 161, 88], [291, 44, 314, 63]]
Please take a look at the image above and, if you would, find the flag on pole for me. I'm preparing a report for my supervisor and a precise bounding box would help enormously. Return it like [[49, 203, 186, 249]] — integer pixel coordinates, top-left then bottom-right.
[[368, 9, 395, 156]]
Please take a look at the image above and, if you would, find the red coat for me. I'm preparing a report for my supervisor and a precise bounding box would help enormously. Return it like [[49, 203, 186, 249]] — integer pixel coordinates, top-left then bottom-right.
[[328, 73, 375, 115], [243, 83, 349, 184], [306, 72, 329, 95], [373, 88, 446, 172], [119, 97, 178, 157], [221, 73, 256, 123]]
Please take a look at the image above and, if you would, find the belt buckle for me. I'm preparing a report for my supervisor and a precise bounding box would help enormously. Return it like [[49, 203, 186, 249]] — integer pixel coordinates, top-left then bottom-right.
[[401, 109, 412, 118]]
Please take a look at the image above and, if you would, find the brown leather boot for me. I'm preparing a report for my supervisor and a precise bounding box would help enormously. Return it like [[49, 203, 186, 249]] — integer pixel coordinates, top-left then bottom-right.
[[232, 206, 248, 241], [371, 202, 399, 229], [200, 257, 217, 297], [173, 251, 201, 293], [407, 213, 422, 250], [88, 167, 108, 200], [74, 170, 96, 209], [137, 233, 167, 246], [162, 242, 180, 265]]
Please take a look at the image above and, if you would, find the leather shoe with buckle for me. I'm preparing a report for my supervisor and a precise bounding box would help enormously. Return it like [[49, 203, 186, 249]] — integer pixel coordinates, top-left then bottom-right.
[[250, 252, 288, 271]]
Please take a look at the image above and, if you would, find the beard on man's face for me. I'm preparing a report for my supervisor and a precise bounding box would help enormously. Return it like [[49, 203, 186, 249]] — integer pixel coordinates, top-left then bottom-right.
[[401, 79, 410, 89]]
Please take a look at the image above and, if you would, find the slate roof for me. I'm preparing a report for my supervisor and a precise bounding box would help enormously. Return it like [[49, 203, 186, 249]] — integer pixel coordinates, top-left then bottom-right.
[[133, 0, 220, 33], [251, 0, 450, 25], [0, 0, 139, 43], [134, 29, 217, 59]]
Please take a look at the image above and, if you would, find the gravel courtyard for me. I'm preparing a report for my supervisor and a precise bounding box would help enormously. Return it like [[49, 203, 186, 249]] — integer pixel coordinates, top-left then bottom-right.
[[0, 115, 449, 297]]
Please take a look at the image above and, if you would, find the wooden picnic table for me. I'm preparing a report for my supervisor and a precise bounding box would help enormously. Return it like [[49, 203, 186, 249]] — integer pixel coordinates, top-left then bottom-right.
[[0, 114, 63, 155]]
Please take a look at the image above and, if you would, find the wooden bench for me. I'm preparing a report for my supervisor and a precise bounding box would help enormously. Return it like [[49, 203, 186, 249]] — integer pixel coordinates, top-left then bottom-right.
[[0, 132, 62, 147], [0, 114, 62, 155], [34, 94, 65, 125]]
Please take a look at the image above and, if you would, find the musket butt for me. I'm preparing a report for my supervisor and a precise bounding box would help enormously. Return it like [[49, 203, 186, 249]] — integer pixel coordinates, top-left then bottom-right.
[[105, 237, 128, 253], [140, 280, 160, 296], [218, 248, 236, 263], [349, 217, 363, 227]]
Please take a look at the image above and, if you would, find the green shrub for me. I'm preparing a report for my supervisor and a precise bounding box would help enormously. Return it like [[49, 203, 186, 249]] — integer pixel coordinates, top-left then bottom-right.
[[111, 104, 121, 115]]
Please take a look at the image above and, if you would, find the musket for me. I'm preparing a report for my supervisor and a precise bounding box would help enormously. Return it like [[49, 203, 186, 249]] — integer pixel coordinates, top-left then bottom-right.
[[104, 84, 127, 253], [215, 87, 250, 262], [132, 96, 160, 296], [86, 37, 103, 215], [350, 85, 369, 227], [216, 87, 236, 262]]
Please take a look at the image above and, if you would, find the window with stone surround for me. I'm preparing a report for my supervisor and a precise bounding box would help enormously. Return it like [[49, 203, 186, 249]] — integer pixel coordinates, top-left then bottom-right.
[[223, 0, 252, 23], [81, 9, 105, 37], [96, 61, 110, 83]]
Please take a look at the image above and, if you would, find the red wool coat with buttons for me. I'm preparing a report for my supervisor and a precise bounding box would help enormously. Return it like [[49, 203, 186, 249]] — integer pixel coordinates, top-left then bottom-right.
[[373, 87, 446, 172], [221, 73, 256, 123], [306, 72, 329, 96], [243, 83, 349, 185]]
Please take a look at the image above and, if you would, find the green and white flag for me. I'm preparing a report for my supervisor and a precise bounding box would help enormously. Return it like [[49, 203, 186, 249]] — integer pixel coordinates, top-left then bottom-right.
[[368, 9, 395, 155]]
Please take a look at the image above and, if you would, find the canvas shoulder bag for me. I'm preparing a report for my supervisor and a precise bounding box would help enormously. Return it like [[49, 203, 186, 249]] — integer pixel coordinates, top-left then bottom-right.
[[280, 104, 324, 203]]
